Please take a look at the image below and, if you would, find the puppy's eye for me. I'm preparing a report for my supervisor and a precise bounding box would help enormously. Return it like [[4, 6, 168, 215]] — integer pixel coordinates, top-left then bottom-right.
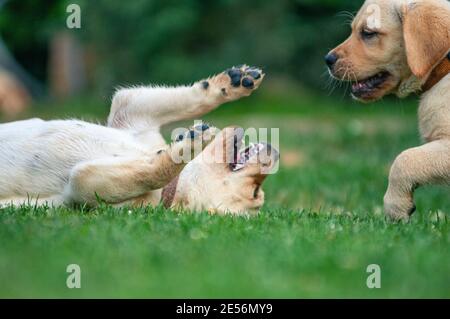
[[361, 29, 378, 40]]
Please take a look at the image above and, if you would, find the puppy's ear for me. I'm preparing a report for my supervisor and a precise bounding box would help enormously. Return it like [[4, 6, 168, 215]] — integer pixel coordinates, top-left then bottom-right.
[[402, 1, 450, 79]]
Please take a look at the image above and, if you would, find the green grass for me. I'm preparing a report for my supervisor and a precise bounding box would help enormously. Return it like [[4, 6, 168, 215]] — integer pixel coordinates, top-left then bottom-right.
[[0, 90, 449, 298]]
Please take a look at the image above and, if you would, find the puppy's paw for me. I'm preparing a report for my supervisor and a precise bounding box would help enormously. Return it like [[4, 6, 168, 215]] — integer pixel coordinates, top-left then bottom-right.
[[384, 193, 416, 222], [201, 65, 264, 102], [171, 123, 218, 162], [225, 65, 264, 91], [175, 123, 217, 146]]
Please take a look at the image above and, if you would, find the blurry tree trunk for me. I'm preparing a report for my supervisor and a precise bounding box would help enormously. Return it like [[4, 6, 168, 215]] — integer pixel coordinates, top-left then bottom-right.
[[0, 36, 35, 118], [0, 37, 43, 98], [48, 32, 86, 99], [0, 69, 32, 118]]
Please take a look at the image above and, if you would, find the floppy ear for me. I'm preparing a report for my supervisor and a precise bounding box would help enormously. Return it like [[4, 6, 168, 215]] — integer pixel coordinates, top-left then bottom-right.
[[402, 1, 450, 79]]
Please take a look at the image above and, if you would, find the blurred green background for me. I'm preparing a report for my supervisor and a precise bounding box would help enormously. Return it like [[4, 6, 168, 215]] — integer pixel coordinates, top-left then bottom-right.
[[0, 0, 364, 99]]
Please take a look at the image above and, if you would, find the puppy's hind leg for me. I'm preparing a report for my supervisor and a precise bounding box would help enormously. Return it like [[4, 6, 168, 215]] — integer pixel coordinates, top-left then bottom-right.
[[65, 125, 212, 206], [108, 65, 265, 129]]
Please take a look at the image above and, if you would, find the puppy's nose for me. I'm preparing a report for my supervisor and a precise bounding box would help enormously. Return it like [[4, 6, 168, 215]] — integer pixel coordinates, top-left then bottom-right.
[[324, 53, 338, 69]]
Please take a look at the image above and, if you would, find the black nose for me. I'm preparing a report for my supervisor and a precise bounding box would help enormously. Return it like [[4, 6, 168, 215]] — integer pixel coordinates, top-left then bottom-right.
[[325, 53, 338, 68]]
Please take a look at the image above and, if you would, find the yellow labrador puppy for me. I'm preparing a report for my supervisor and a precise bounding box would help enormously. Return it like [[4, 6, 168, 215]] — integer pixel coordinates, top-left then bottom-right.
[[0, 66, 278, 215], [326, 0, 450, 220]]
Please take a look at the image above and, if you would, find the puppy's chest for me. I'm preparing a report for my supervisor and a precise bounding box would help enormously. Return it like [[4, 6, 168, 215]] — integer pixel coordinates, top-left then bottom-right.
[[418, 76, 450, 141]]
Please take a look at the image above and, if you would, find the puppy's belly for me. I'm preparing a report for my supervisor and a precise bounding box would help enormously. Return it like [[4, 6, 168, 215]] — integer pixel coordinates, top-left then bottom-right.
[[0, 119, 150, 199]]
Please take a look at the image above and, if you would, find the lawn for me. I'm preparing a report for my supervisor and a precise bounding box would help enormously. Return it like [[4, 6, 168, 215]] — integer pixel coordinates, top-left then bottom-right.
[[0, 90, 449, 298]]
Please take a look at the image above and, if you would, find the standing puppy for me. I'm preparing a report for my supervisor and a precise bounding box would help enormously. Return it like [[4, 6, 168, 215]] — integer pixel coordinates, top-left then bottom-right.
[[326, 0, 450, 220]]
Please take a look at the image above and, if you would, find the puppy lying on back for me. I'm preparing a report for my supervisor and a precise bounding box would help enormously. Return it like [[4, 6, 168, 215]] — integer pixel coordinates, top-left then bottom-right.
[[0, 66, 279, 215], [326, 0, 450, 220]]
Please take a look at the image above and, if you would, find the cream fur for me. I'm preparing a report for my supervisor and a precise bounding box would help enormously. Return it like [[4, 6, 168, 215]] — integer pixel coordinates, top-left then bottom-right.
[[0, 66, 269, 215], [329, 0, 450, 220]]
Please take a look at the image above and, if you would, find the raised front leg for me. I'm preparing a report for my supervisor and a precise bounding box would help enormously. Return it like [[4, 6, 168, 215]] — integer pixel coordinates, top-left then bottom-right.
[[384, 139, 450, 220], [107, 65, 264, 129], [65, 125, 214, 206]]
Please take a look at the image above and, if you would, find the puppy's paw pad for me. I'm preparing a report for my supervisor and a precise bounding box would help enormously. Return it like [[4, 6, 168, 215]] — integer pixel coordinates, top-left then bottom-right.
[[174, 123, 217, 147], [247, 69, 262, 80], [193, 123, 211, 132], [227, 68, 243, 87], [192, 123, 218, 145], [201, 65, 264, 101], [241, 77, 254, 89], [224, 65, 263, 90]]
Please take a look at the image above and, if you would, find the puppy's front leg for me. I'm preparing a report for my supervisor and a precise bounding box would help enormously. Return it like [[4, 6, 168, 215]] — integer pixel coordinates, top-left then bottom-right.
[[65, 126, 213, 206], [108, 65, 264, 129], [384, 140, 450, 220]]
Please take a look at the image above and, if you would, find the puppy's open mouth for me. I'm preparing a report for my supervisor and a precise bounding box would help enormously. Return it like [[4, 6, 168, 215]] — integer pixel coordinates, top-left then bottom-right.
[[350, 71, 391, 99], [229, 137, 266, 172]]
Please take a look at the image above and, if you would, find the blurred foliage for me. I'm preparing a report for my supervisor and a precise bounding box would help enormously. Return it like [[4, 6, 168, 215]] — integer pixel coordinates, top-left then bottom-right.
[[0, 0, 66, 80], [0, 0, 364, 94]]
